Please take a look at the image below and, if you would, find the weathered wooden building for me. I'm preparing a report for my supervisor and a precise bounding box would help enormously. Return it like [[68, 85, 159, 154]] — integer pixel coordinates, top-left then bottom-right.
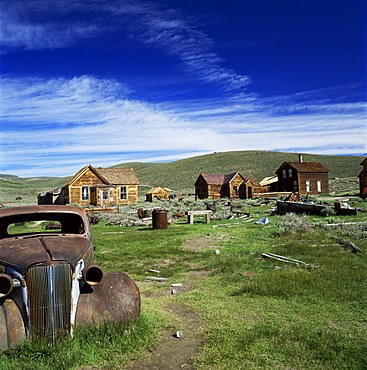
[[259, 176, 278, 192], [275, 155, 329, 195], [194, 172, 261, 199], [358, 157, 367, 196], [145, 186, 169, 202], [38, 189, 61, 205], [55, 164, 139, 206]]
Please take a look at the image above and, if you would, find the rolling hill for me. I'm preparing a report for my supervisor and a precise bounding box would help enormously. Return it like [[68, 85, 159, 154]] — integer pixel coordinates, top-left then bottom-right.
[[0, 151, 364, 203], [112, 150, 364, 191]]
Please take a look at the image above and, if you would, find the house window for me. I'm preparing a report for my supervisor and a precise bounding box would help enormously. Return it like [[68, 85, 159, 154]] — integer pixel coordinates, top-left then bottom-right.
[[282, 170, 287, 178], [317, 181, 322, 192], [82, 186, 89, 200], [120, 186, 127, 200], [293, 181, 298, 192], [305, 181, 310, 193], [102, 190, 109, 200], [288, 169, 293, 177]]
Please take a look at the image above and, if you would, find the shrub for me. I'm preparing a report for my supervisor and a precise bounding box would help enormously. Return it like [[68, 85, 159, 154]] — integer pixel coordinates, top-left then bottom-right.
[[320, 206, 337, 217], [340, 222, 367, 239], [275, 213, 312, 236]]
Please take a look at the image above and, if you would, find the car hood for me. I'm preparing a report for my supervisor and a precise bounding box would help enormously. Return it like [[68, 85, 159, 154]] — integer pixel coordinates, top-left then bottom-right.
[[0, 235, 92, 274]]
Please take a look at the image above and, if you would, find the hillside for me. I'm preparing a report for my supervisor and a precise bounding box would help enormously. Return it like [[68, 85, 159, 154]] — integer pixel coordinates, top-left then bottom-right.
[[0, 151, 364, 203], [113, 151, 364, 191], [0, 175, 69, 188], [0, 176, 70, 206]]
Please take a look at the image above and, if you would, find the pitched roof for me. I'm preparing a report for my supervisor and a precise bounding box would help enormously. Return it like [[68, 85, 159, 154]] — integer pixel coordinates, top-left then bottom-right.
[[223, 172, 244, 184], [199, 174, 226, 185], [96, 168, 139, 184], [64, 165, 139, 186], [277, 161, 329, 173], [260, 176, 278, 186], [146, 186, 168, 194], [243, 177, 261, 186], [198, 173, 258, 186], [64, 164, 108, 186]]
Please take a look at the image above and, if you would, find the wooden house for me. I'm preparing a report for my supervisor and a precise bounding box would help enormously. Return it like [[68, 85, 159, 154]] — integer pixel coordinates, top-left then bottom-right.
[[358, 157, 367, 196], [275, 155, 329, 195], [145, 186, 169, 202], [55, 164, 139, 206], [194, 172, 261, 199], [239, 177, 262, 198]]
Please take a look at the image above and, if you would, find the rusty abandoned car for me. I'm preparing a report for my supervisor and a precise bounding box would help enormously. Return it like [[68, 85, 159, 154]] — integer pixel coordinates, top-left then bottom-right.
[[0, 205, 140, 350]]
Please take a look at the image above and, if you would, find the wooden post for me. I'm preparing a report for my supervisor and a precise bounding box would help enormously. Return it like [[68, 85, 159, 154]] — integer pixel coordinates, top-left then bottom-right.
[[188, 214, 194, 224]]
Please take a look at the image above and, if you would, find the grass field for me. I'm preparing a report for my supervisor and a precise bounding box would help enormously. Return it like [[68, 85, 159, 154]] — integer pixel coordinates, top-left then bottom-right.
[[1, 198, 366, 369]]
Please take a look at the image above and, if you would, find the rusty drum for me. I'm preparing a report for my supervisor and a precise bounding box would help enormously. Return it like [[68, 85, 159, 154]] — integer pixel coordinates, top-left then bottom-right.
[[152, 210, 168, 229]]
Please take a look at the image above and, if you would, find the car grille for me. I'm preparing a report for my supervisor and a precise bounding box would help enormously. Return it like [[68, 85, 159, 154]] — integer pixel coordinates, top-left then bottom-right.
[[26, 263, 72, 343]]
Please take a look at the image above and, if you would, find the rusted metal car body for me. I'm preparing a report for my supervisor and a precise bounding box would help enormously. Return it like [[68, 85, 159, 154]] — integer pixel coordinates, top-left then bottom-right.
[[0, 205, 140, 350]]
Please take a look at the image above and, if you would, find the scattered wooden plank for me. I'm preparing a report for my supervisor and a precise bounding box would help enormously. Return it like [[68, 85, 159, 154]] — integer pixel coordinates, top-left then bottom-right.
[[101, 232, 125, 234], [145, 276, 171, 281], [331, 237, 362, 253], [324, 222, 360, 227], [262, 252, 318, 269], [212, 219, 254, 228], [149, 269, 161, 273]]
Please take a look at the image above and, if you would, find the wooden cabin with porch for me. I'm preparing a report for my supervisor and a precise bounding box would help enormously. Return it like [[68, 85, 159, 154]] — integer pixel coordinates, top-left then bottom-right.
[[55, 164, 139, 206], [358, 157, 367, 197], [194, 172, 261, 200], [275, 155, 329, 195]]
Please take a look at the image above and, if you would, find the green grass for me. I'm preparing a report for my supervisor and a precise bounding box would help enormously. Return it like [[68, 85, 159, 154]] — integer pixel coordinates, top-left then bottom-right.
[[176, 219, 367, 369], [0, 312, 164, 370], [0, 201, 366, 369], [0, 177, 58, 206], [92, 222, 202, 280]]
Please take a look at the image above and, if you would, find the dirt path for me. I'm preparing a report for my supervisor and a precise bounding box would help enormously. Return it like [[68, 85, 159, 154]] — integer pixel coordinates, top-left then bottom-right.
[[126, 304, 202, 370], [125, 233, 225, 369]]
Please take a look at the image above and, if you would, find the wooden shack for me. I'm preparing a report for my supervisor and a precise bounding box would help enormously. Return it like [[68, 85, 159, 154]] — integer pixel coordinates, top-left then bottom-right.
[[239, 177, 262, 199], [259, 176, 278, 192], [275, 155, 329, 195], [195, 172, 262, 199], [38, 189, 61, 205], [145, 186, 169, 202], [55, 164, 139, 206], [358, 157, 367, 197], [195, 174, 224, 199]]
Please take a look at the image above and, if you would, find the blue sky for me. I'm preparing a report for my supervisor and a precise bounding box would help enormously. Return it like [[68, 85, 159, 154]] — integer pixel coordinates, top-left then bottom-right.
[[1, 0, 366, 177]]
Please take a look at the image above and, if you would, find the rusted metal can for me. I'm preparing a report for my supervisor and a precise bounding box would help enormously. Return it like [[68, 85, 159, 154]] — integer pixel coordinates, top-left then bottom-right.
[[152, 210, 168, 229]]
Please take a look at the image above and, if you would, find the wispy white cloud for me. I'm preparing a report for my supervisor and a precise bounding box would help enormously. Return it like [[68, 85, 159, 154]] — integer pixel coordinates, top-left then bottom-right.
[[0, 0, 100, 50], [1, 75, 365, 177], [1, 0, 249, 92]]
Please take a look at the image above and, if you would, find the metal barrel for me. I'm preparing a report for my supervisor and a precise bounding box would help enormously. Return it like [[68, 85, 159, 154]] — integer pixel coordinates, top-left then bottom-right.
[[152, 210, 168, 229]]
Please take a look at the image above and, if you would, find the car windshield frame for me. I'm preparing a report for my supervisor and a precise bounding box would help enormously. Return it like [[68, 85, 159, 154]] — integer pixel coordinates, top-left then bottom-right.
[[0, 212, 87, 239]]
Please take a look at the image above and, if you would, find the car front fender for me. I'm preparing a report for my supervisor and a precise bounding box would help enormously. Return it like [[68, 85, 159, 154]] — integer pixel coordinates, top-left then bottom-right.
[[76, 271, 140, 327], [0, 298, 26, 351]]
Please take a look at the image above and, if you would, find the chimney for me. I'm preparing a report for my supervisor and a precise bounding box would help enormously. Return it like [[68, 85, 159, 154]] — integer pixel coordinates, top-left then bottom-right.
[[298, 154, 303, 163]]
